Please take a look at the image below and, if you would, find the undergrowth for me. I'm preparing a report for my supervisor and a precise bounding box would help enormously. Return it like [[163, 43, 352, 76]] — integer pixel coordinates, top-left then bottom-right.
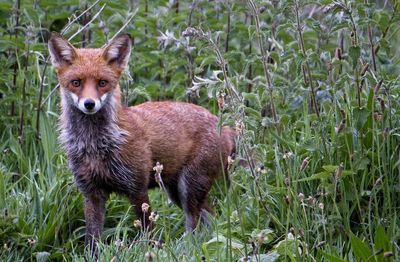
[[0, 0, 399, 261]]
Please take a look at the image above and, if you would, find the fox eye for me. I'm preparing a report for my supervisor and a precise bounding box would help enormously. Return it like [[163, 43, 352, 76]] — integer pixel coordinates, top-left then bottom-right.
[[99, 80, 107, 87], [71, 80, 81, 87]]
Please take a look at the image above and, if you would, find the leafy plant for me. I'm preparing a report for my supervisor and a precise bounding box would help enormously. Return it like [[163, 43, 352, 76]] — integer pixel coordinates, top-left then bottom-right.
[[0, 0, 399, 261]]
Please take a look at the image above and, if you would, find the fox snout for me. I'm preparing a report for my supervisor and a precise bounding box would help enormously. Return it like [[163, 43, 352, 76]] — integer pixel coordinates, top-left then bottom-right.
[[78, 97, 103, 115], [66, 90, 109, 115], [83, 99, 96, 110]]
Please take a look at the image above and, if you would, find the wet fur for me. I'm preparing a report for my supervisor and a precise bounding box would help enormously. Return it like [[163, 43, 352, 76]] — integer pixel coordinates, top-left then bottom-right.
[[49, 33, 236, 252]]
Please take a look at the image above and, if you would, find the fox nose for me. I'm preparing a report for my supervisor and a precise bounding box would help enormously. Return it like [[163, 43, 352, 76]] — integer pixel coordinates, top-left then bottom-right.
[[84, 99, 96, 110]]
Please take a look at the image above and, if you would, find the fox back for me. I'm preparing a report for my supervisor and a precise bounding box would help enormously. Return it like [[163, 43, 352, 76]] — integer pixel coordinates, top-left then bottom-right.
[[48, 33, 236, 252]]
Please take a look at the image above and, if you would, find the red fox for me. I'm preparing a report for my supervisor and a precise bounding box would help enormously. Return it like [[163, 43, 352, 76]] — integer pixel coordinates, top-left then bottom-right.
[[48, 33, 236, 250]]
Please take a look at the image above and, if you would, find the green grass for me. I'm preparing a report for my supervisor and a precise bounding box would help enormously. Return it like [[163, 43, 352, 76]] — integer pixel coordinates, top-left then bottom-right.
[[1, 0, 399, 261]]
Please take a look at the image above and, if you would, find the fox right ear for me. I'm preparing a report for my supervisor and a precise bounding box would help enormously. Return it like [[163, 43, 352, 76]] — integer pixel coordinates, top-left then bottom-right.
[[102, 34, 132, 69], [48, 33, 77, 67]]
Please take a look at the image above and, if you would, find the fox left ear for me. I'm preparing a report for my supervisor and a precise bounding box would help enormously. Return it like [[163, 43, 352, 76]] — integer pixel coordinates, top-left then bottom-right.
[[102, 34, 132, 69], [48, 33, 77, 68]]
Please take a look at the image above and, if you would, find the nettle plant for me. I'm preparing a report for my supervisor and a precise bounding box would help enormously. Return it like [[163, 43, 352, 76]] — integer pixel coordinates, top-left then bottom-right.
[[0, 0, 399, 261]]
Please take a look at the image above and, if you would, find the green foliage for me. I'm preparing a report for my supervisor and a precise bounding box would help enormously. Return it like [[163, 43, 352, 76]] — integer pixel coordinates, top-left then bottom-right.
[[0, 0, 400, 261]]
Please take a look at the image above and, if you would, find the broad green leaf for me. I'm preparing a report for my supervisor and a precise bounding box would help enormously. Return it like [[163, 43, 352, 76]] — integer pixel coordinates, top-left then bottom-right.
[[202, 234, 249, 259], [353, 107, 370, 131], [319, 250, 346, 262], [350, 233, 372, 261], [374, 225, 391, 262], [349, 46, 361, 68]]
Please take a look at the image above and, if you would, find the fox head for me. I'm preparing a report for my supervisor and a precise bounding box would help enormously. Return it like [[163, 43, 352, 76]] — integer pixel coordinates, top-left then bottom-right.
[[48, 33, 132, 114]]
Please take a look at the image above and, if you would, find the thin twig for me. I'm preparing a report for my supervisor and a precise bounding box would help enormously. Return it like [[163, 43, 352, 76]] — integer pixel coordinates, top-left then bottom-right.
[[35, 57, 49, 140], [103, 10, 137, 47], [68, 4, 106, 41], [60, 0, 101, 36]]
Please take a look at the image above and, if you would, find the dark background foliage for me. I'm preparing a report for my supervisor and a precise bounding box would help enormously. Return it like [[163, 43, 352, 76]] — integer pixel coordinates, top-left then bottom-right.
[[0, 0, 399, 261]]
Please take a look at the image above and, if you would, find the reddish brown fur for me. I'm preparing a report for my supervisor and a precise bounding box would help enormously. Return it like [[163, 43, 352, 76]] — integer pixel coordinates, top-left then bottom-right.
[[48, 33, 236, 253]]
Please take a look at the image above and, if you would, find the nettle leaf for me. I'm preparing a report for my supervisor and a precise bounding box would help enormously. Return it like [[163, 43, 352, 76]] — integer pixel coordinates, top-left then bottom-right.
[[377, 12, 390, 32], [250, 228, 275, 244], [242, 92, 261, 109], [350, 233, 372, 261], [249, 252, 280, 262], [374, 225, 391, 262], [202, 234, 249, 258], [269, 51, 281, 65], [318, 250, 346, 262], [353, 107, 370, 131], [349, 46, 361, 69]]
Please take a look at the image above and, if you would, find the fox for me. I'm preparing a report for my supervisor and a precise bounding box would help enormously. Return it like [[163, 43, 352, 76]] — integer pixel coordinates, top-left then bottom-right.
[[48, 33, 236, 251]]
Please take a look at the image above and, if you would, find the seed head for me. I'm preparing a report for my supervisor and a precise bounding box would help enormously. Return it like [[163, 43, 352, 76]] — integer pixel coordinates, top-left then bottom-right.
[[284, 195, 290, 204], [153, 162, 164, 184], [257, 231, 266, 244], [283, 151, 294, 160], [377, 97, 385, 112], [335, 163, 344, 180], [374, 80, 383, 94], [27, 238, 36, 247], [114, 239, 124, 249], [308, 196, 316, 207], [335, 119, 346, 134], [153, 162, 163, 175], [360, 63, 369, 76], [335, 48, 342, 60], [373, 112, 382, 122], [284, 176, 290, 187], [300, 157, 310, 171], [182, 27, 200, 38], [145, 251, 156, 261], [134, 219, 142, 228], [298, 193, 305, 203], [319, 202, 324, 210], [217, 91, 225, 111], [235, 120, 245, 134], [299, 228, 305, 238], [256, 165, 267, 174], [153, 240, 163, 249], [149, 211, 159, 222], [142, 203, 150, 213]]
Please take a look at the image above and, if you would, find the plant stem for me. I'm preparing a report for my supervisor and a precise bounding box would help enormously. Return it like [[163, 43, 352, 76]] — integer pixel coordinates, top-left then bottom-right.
[[247, 0, 278, 122], [19, 34, 31, 144], [35, 57, 49, 141], [294, 0, 319, 118], [11, 0, 21, 117], [225, 6, 230, 53]]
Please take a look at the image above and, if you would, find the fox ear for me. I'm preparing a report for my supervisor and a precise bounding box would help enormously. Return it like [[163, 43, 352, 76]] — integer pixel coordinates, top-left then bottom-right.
[[102, 34, 132, 69], [48, 33, 77, 67]]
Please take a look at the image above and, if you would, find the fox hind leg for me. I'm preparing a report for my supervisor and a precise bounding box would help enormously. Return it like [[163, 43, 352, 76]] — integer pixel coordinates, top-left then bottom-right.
[[178, 166, 213, 232]]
